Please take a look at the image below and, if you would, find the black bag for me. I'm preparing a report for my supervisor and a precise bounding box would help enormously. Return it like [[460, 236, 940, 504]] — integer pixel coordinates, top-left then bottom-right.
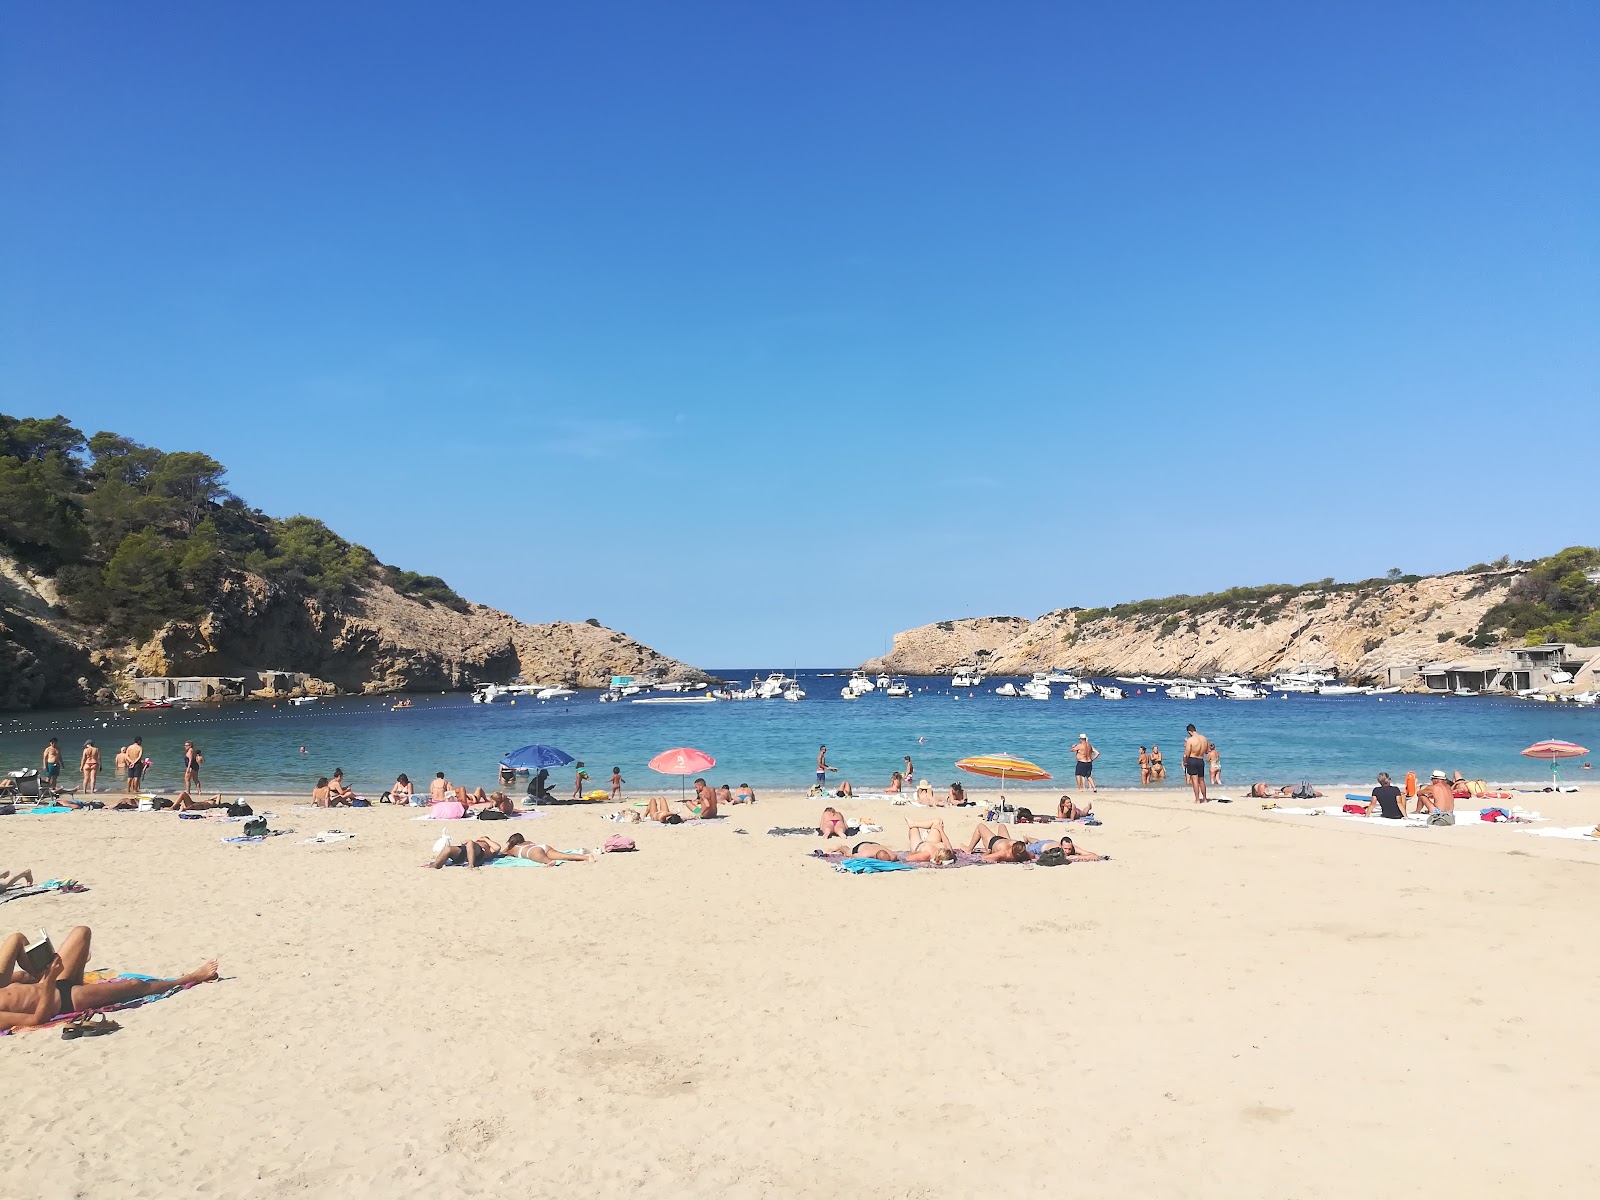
[[476, 808, 508, 820], [1036, 847, 1068, 867], [1291, 781, 1315, 800], [226, 801, 253, 817]]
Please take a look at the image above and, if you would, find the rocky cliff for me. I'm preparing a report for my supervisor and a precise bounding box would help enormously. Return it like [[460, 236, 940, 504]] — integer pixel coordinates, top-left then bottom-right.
[[863, 571, 1520, 682], [0, 553, 701, 709]]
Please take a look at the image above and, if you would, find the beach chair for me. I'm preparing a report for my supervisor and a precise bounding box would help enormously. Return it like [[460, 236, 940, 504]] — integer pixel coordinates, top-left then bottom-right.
[[0, 769, 76, 802]]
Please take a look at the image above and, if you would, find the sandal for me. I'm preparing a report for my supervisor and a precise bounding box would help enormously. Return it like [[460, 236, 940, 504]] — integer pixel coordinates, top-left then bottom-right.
[[62, 1011, 122, 1040]]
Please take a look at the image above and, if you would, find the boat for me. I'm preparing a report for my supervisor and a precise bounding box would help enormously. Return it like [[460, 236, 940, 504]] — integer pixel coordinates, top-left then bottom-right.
[[839, 688, 858, 700], [536, 686, 576, 700], [598, 690, 623, 703], [1061, 683, 1093, 700], [1314, 685, 1370, 697], [1022, 679, 1052, 701], [757, 673, 797, 699], [631, 695, 718, 705], [1220, 682, 1266, 701], [472, 682, 543, 703], [994, 683, 1021, 697], [874, 674, 892, 689], [1115, 675, 1162, 686], [1095, 685, 1126, 701], [390, 699, 412, 710], [1369, 686, 1404, 695], [950, 671, 985, 688], [884, 680, 912, 698], [844, 671, 876, 696], [1044, 668, 1079, 684], [1450, 687, 1479, 697], [782, 685, 805, 702], [289, 696, 319, 707], [140, 699, 173, 709], [1166, 685, 1198, 700]]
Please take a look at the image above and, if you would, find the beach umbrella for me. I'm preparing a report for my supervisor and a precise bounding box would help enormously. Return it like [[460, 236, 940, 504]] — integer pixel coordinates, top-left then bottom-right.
[[1520, 739, 1588, 786], [499, 744, 575, 771], [956, 753, 1051, 814], [649, 746, 716, 801]]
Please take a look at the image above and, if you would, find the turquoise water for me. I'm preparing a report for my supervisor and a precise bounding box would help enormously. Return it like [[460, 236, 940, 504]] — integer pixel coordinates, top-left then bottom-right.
[[2, 671, 1595, 796]]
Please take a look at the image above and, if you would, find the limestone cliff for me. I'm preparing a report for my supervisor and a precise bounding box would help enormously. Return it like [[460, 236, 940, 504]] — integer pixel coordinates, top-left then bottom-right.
[[0, 553, 702, 708], [863, 571, 1520, 682]]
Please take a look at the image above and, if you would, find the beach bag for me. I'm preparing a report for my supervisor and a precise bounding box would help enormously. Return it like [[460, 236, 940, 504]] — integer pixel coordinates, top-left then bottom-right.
[[476, 808, 508, 820], [1427, 812, 1456, 827], [1342, 803, 1369, 816], [242, 817, 268, 838], [432, 801, 465, 820], [226, 801, 253, 817], [1291, 782, 1316, 800], [602, 834, 637, 853], [1036, 847, 1068, 867]]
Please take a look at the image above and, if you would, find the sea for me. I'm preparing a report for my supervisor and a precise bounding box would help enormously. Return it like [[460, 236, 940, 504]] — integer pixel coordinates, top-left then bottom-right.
[[3, 671, 1595, 797]]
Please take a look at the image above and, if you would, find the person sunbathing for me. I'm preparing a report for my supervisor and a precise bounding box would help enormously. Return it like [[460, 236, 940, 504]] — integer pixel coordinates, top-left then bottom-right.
[[963, 822, 1034, 863], [1056, 794, 1093, 820], [886, 771, 903, 794], [171, 791, 225, 812], [835, 781, 855, 798], [311, 778, 349, 808], [1025, 834, 1104, 861], [0, 869, 34, 893], [502, 833, 593, 864], [820, 839, 896, 861], [428, 836, 501, 869], [0, 925, 218, 1030], [903, 817, 956, 864], [733, 783, 755, 804], [717, 785, 735, 809], [644, 796, 684, 825], [915, 779, 934, 805], [1246, 783, 1323, 799], [818, 807, 849, 838]]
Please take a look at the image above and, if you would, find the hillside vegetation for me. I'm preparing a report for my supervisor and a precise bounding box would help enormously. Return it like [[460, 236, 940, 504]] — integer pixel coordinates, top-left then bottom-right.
[[1472, 546, 1600, 647], [0, 411, 467, 642]]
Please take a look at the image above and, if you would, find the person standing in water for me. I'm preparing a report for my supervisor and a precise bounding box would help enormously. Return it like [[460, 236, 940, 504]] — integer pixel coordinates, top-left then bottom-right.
[[816, 745, 837, 791], [1072, 734, 1100, 792], [182, 742, 204, 791], [41, 739, 62, 790], [1183, 724, 1209, 803], [79, 741, 100, 793], [904, 754, 914, 783], [1207, 741, 1222, 786], [1150, 745, 1166, 782], [1138, 746, 1151, 786]]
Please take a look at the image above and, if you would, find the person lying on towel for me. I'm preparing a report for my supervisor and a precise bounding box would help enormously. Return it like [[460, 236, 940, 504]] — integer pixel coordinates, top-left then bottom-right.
[[0, 926, 218, 1030], [962, 822, 1034, 863]]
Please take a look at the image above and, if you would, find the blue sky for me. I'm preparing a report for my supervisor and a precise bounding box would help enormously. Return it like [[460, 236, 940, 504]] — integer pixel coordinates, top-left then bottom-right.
[[3, 2, 1596, 666]]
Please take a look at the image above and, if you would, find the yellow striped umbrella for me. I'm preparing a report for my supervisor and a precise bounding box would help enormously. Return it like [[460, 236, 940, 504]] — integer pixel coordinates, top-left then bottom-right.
[[956, 755, 1051, 814]]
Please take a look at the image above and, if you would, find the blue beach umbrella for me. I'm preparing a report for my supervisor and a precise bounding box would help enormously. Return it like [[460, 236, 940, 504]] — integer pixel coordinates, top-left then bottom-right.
[[500, 744, 575, 771]]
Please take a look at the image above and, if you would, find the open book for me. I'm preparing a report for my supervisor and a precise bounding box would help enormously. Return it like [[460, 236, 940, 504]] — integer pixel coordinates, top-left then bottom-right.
[[22, 929, 54, 976]]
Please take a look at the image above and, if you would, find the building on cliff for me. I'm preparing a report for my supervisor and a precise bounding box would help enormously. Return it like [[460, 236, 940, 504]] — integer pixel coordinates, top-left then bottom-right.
[[1412, 643, 1598, 694]]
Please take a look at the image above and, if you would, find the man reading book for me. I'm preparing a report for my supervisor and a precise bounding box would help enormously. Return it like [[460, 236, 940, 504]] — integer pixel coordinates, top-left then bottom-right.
[[0, 926, 218, 1029]]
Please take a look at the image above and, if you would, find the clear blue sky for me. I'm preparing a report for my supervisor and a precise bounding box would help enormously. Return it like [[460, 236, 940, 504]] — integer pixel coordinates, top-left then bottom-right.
[[3, 2, 1595, 666]]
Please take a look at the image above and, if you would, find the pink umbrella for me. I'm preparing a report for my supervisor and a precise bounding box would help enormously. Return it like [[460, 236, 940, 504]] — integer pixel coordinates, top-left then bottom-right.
[[1520, 740, 1589, 785], [648, 747, 716, 801]]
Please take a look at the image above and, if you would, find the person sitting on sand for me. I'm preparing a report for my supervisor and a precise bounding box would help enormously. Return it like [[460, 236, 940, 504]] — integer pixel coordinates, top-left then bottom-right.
[[685, 779, 719, 819], [311, 777, 351, 808], [818, 807, 850, 838], [478, 791, 516, 816], [1024, 833, 1104, 861], [0, 869, 34, 893], [962, 822, 1035, 863], [170, 791, 225, 812], [0, 926, 218, 1030], [645, 796, 684, 825], [428, 836, 502, 869], [1366, 772, 1405, 820], [915, 779, 934, 805], [886, 771, 903, 794], [502, 833, 593, 864], [429, 772, 451, 803], [946, 781, 967, 806], [328, 770, 358, 803], [903, 817, 957, 864], [1417, 770, 1455, 817], [835, 781, 855, 799], [386, 774, 415, 805], [734, 783, 755, 804], [1057, 794, 1094, 820]]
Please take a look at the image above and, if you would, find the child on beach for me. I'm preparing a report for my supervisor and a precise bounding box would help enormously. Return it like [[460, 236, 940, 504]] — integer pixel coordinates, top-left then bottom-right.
[[572, 763, 590, 799], [610, 767, 624, 800]]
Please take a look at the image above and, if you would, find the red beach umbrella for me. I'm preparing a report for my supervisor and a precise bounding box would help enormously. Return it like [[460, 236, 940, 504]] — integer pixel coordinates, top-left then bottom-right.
[[649, 746, 716, 801], [1520, 740, 1589, 786]]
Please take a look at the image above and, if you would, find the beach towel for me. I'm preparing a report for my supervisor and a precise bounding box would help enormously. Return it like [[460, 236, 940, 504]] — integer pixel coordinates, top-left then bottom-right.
[[300, 830, 356, 845], [0, 879, 88, 906], [221, 830, 292, 844], [833, 858, 915, 874], [488, 855, 560, 868], [1517, 826, 1600, 842], [767, 826, 822, 836], [0, 970, 212, 1035], [27, 806, 73, 815]]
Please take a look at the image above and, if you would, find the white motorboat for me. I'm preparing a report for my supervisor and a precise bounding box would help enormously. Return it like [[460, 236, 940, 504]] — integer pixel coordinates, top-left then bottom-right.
[[994, 683, 1021, 697], [631, 695, 718, 705], [1314, 685, 1370, 696], [1022, 680, 1052, 701], [289, 696, 319, 706], [472, 682, 543, 703], [1220, 682, 1266, 700], [1166, 685, 1198, 700], [783, 685, 805, 702], [536, 686, 576, 700], [1369, 686, 1403, 695], [844, 671, 876, 696], [1061, 683, 1093, 700], [839, 687, 858, 700], [1096, 685, 1126, 701], [1115, 675, 1162, 686], [598, 690, 623, 703], [757, 673, 797, 699], [1044, 668, 1079, 684], [1450, 687, 1479, 697], [874, 674, 892, 689], [885, 680, 912, 698], [950, 671, 985, 688]]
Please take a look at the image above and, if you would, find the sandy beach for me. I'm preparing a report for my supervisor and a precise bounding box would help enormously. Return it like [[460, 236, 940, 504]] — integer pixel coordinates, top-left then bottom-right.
[[4, 782, 1599, 1198]]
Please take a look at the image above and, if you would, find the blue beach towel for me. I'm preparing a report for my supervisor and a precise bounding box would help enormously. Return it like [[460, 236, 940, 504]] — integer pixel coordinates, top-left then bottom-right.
[[834, 858, 914, 875], [489, 855, 559, 868]]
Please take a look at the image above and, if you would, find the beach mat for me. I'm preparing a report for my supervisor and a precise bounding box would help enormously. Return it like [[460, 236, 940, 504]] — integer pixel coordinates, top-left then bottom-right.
[[1517, 826, 1600, 842], [0, 879, 88, 906]]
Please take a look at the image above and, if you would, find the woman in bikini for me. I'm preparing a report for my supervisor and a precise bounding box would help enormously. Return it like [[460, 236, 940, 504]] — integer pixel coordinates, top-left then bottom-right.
[[1057, 794, 1094, 820], [886, 771, 903, 794], [902, 817, 956, 864], [1149, 746, 1166, 782], [645, 796, 684, 825], [817, 807, 849, 838], [502, 833, 593, 864], [962, 822, 1034, 863], [428, 836, 502, 869], [1138, 747, 1151, 786]]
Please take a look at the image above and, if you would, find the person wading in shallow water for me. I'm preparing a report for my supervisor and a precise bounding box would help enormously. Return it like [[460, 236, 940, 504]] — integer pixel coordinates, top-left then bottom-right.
[[1183, 724, 1209, 803], [1072, 734, 1100, 792]]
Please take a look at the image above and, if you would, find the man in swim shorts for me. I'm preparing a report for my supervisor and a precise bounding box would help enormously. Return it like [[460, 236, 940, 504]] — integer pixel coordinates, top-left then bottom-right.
[[1072, 734, 1099, 792], [122, 737, 145, 795], [41, 738, 62, 789], [816, 745, 836, 789], [1182, 724, 1208, 803]]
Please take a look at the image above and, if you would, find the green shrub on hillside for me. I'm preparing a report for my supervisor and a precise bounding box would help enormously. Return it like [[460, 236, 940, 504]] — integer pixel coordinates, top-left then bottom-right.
[[1473, 546, 1600, 647]]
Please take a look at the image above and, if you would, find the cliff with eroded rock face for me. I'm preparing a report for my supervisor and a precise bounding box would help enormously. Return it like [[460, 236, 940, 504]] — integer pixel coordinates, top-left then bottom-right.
[[863, 570, 1523, 683]]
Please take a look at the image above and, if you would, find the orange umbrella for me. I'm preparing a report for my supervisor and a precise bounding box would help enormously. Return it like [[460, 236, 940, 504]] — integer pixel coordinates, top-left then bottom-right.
[[956, 754, 1050, 815]]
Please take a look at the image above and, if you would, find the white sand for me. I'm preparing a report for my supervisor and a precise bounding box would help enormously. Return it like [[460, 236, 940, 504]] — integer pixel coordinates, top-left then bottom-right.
[[4, 783, 1600, 1198]]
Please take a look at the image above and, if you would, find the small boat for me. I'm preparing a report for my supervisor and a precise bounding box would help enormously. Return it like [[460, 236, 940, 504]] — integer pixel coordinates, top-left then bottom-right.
[[536, 687, 576, 700], [1115, 675, 1162, 686], [994, 683, 1021, 698], [598, 690, 623, 703], [289, 696, 319, 707], [1220, 683, 1266, 701], [390, 699, 412, 710], [885, 680, 912, 697], [1044, 668, 1079, 684], [140, 699, 173, 709], [1022, 680, 1052, 701], [1061, 683, 1093, 700], [951, 670, 984, 688], [1166, 685, 1198, 700], [1369, 686, 1403, 695], [844, 671, 876, 696], [1096, 685, 1126, 701], [631, 695, 718, 705], [1314, 685, 1370, 697], [757, 673, 798, 699], [782, 685, 805, 702]]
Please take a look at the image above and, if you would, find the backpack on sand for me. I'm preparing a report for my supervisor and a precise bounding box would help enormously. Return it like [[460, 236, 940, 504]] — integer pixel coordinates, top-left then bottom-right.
[[1036, 847, 1068, 867], [602, 834, 637, 853]]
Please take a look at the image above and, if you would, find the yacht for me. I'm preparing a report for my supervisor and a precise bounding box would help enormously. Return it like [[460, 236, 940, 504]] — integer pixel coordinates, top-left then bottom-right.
[[994, 682, 1022, 697], [874, 673, 892, 689], [885, 680, 912, 698], [1044, 668, 1079, 684], [1166, 685, 1199, 700], [1022, 679, 1052, 701], [757, 673, 797, 699], [1314, 684, 1370, 696], [536, 686, 577, 700], [1061, 682, 1094, 700], [844, 671, 876, 696], [472, 682, 543, 703], [1220, 682, 1267, 700], [950, 670, 985, 688], [1095, 685, 1127, 701]]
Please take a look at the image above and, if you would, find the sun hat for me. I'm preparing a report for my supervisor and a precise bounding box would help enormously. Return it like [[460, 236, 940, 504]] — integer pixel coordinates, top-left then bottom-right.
[[1078, 733, 1088, 740], [1430, 770, 1447, 779]]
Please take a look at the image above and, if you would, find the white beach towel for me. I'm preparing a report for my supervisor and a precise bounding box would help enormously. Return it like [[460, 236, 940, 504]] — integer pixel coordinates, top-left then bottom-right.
[[1516, 826, 1600, 842], [301, 830, 356, 845]]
